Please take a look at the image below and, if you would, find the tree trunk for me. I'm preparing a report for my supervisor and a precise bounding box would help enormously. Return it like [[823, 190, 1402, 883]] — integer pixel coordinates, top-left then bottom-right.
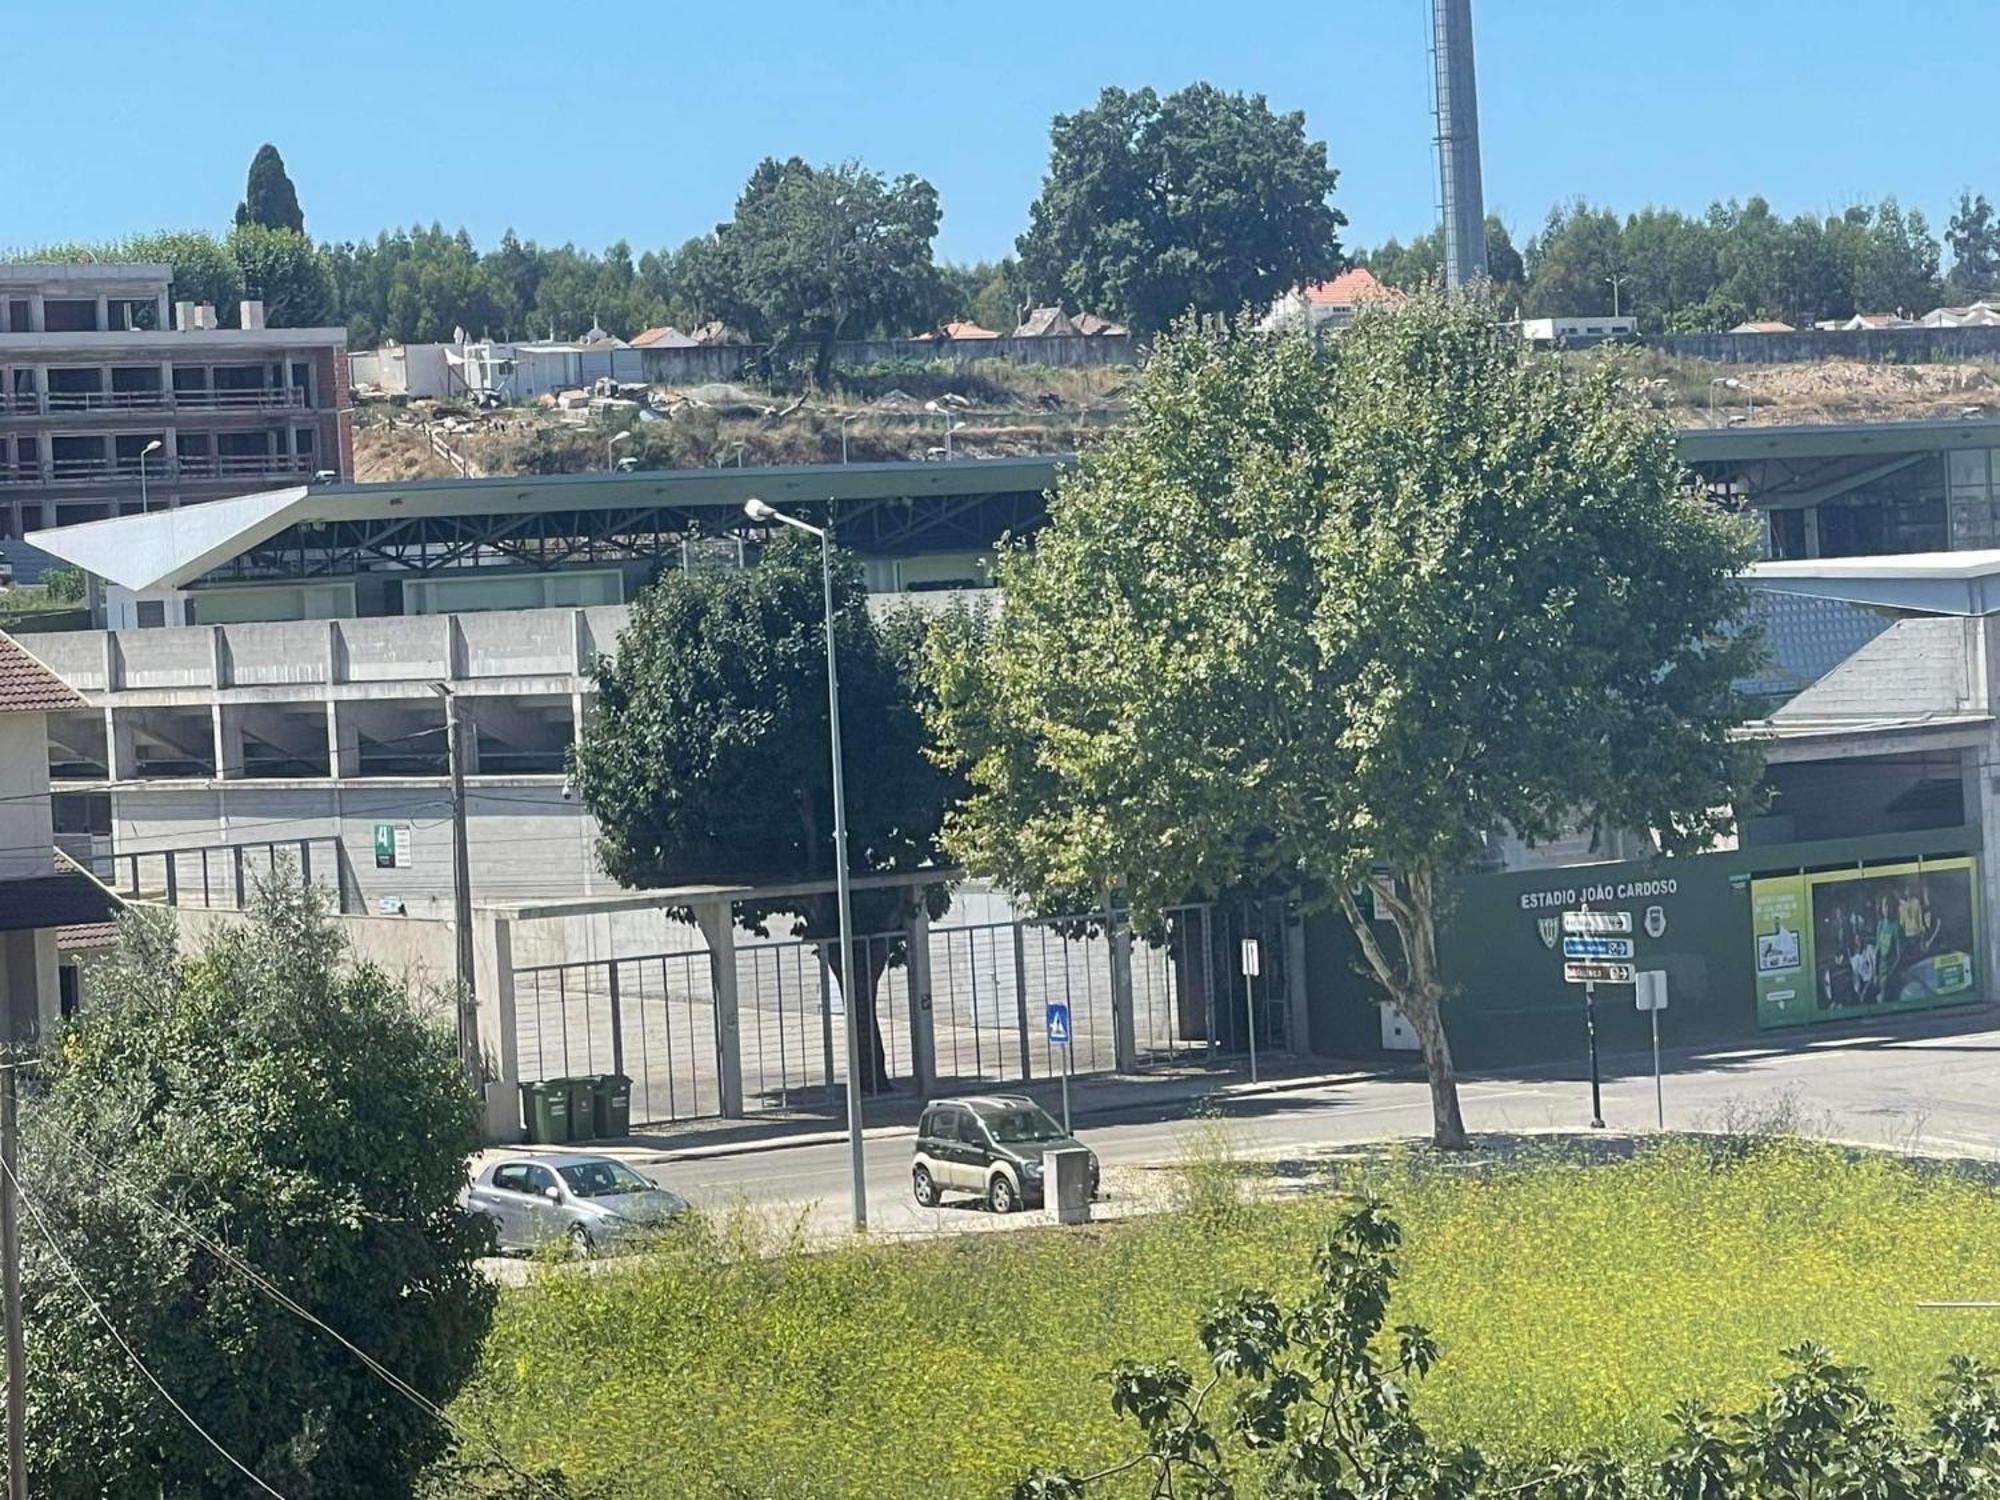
[[823, 935, 893, 1095], [1337, 873, 1471, 1151]]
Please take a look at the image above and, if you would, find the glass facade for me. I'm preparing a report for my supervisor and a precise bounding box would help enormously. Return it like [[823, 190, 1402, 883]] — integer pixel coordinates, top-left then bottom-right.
[[1948, 447, 2000, 549]]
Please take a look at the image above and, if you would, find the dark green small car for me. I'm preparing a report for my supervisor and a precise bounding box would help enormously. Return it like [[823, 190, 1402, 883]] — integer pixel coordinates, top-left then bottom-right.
[[912, 1095, 1099, 1213]]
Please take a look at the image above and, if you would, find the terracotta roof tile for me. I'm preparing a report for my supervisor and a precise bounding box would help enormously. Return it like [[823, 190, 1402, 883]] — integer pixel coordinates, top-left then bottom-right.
[[0, 633, 87, 713], [1301, 267, 1404, 307]]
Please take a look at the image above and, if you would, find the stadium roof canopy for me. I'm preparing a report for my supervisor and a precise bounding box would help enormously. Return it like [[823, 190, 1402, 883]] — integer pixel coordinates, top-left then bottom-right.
[[1750, 549, 2000, 616]]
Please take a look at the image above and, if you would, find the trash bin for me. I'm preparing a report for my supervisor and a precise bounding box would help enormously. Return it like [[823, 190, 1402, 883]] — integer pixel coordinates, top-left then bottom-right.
[[592, 1074, 632, 1140], [520, 1081, 572, 1145], [565, 1077, 599, 1143]]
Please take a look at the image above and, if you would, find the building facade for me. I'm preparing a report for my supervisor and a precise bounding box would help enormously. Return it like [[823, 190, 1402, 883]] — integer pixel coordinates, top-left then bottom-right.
[[0, 263, 350, 540]]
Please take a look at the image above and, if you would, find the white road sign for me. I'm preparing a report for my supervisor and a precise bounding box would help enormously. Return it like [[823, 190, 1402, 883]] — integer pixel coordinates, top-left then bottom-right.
[[1562, 910, 1633, 936], [1635, 970, 1669, 1012], [1240, 938, 1260, 977], [1563, 936, 1636, 960], [1565, 961, 1635, 985]]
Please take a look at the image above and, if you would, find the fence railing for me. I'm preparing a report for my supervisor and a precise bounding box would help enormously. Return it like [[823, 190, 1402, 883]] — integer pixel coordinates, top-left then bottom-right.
[[2, 453, 317, 488], [511, 901, 1276, 1130], [109, 836, 348, 913], [12, 388, 309, 415]]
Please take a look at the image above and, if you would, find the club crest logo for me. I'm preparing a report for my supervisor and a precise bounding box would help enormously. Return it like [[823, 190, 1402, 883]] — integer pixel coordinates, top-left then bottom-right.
[[1644, 905, 1667, 939], [1537, 916, 1559, 950]]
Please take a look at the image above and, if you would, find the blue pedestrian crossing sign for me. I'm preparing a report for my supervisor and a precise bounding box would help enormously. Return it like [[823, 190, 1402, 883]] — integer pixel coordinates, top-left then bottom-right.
[[1045, 1000, 1072, 1046]]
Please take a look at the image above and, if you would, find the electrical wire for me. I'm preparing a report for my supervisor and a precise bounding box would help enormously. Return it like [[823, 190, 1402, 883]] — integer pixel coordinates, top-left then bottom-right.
[[41, 1126, 566, 1500], [0, 1153, 288, 1497]]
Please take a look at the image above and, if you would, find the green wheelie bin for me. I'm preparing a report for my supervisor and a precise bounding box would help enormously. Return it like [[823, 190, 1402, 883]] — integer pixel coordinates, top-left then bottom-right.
[[591, 1074, 632, 1140], [520, 1081, 572, 1145], [565, 1077, 599, 1143]]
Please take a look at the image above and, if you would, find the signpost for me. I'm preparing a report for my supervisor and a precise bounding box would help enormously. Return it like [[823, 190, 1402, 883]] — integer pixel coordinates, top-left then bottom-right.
[[373, 823, 411, 870], [1239, 937, 1261, 1084], [1046, 1000, 1072, 1132], [1560, 909, 1623, 1129], [1561, 910, 1632, 936], [1563, 961, 1636, 984], [1562, 936, 1634, 961], [1635, 970, 1669, 1128]]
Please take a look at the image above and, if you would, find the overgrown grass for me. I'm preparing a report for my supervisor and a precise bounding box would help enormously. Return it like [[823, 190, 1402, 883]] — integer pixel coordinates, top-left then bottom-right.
[[452, 1140, 2000, 1498]]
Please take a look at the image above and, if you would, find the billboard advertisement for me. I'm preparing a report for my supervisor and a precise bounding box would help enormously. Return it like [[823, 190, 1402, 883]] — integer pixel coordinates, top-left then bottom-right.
[[1752, 858, 1981, 1028]]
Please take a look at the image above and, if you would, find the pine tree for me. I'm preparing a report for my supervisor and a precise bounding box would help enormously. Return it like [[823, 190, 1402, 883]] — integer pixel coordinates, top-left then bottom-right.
[[234, 142, 305, 235]]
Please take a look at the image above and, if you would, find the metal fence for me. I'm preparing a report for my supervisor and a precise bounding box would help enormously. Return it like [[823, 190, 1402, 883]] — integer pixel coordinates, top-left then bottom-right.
[[511, 901, 1262, 1129], [108, 836, 348, 913]]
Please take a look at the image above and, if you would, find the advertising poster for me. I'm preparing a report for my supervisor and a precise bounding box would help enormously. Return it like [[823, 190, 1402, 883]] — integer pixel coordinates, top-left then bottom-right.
[[1754, 858, 1981, 1029], [1806, 859, 1980, 1019], [1751, 873, 1809, 1028]]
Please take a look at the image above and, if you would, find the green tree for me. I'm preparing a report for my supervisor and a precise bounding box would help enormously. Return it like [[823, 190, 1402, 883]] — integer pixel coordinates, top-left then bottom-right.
[[568, 531, 956, 1091], [925, 299, 1760, 1149], [1947, 192, 2000, 299], [115, 231, 245, 324], [234, 142, 305, 236], [1524, 200, 1626, 316], [228, 223, 334, 327], [1361, 217, 1520, 298], [20, 883, 492, 1495], [680, 158, 943, 385], [39, 566, 84, 603], [1017, 83, 1344, 335]]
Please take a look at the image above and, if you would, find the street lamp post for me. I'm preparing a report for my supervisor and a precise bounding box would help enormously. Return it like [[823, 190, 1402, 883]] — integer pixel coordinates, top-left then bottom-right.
[[1606, 273, 1629, 319], [923, 401, 966, 460], [742, 496, 866, 1232], [607, 429, 631, 471], [839, 413, 863, 465], [137, 438, 163, 512]]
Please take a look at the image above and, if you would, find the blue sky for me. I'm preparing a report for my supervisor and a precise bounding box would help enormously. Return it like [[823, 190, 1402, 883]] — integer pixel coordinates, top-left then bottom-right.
[[11, 1, 1999, 265]]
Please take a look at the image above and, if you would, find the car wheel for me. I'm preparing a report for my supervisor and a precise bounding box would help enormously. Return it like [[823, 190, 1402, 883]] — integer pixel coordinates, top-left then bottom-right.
[[913, 1165, 940, 1208], [567, 1223, 594, 1258], [988, 1172, 1017, 1215]]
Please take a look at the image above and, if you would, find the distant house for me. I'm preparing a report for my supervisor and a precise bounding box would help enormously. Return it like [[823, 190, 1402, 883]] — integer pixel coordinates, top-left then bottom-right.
[[688, 320, 748, 346], [912, 321, 1002, 342], [1013, 306, 1079, 338], [630, 326, 699, 348], [1519, 315, 1638, 346], [1070, 312, 1128, 337], [1729, 320, 1796, 334], [1258, 267, 1405, 335]]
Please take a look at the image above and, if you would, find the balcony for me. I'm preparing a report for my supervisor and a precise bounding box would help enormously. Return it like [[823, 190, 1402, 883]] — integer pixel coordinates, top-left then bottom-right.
[[2, 387, 310, 416], [0, 453, 320, 489]]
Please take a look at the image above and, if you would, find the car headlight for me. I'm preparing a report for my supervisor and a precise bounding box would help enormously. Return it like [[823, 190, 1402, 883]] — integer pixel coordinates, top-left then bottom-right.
[[1022, 1161, 1043, 1178]]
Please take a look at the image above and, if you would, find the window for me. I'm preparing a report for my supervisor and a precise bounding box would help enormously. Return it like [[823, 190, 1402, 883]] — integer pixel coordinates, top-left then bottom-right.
[[492, 1164, 532, 1194], [956, 1113, 988, 1147], [522, 1165, 558, 1196], [134, 600, 166, 629]]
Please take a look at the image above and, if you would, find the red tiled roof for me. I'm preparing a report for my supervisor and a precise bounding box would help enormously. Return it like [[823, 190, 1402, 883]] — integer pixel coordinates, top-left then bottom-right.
[[55, 922, 119, 952], [630, 325, 697, 348], [940, 321, 1000, 340], [1301, 267, 1404, 307], [1730, 320, 1794, 334], [0, 633, 87, 714]]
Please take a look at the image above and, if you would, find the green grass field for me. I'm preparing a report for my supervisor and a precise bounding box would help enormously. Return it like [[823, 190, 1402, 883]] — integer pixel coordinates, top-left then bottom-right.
[[452, 1141, 2000, 1499]]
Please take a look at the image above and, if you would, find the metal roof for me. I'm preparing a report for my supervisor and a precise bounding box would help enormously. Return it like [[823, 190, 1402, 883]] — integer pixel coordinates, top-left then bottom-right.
[[1750, 549, 2000, 615], [27, 455, 1070, 594], [1677, 416, 2000, 464]]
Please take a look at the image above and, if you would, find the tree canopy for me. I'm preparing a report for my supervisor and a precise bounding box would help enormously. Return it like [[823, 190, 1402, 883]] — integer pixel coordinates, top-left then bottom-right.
[[677, 158, 944, 385], [20, 882, 491, 1494], [228, 222, 334, 327], [569, 531, 956, 1087], [924, 298, 1761, 1146], [234, 143, 305, 236], [1017, 83, 1345, 335]]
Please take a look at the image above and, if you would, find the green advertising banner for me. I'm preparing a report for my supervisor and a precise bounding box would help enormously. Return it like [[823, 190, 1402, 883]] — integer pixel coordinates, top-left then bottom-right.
[[1754, 858, 1981, 1029], [1752, 873, 1810, 1028]]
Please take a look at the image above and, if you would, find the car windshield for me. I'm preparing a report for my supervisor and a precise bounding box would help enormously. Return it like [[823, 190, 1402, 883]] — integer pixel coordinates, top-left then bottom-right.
[[557, 1161, 656, 1198], [980, 1106, 1066, 1144]]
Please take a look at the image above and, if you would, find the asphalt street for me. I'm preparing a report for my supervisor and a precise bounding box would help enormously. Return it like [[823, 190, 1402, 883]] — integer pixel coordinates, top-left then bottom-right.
[[646, 1014, 2000, 1237]]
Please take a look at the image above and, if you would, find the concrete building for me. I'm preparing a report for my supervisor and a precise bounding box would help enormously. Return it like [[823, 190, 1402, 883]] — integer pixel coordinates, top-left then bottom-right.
[[0, 263, 350, 540], [1520, 314, 1639, 345], [1258, 268, 1406, 336]]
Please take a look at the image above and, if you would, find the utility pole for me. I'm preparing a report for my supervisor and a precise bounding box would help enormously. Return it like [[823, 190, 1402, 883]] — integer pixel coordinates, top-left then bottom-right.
[[1606, 273, 1628, 319], [434, 686, 480, 1087], [2, 935, 33, 1500]]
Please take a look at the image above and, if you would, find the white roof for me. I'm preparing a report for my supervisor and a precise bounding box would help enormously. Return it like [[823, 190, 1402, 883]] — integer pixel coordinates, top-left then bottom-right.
[[26, 486, 307, 592], [1750, 549, 2000, 615]]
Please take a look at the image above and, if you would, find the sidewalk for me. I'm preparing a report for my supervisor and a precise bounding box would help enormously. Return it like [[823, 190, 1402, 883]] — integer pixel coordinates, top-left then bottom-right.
[[477, 1053, 1398, 1172]]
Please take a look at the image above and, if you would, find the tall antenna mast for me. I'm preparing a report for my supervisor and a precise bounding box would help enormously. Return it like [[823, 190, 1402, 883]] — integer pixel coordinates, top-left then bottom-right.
[[1432, 0, 1489, 289]]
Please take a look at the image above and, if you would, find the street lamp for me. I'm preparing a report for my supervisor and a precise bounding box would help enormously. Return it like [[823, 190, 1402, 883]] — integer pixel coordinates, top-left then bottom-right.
[[1606, 273, 1629, 320], [742, 495, 866, 1232], [923, 400, 967, 460], [839, 412, 863, 465], [137, 438, 163, 513], [607, 429, 631, 471], [1708, 376, 1741, 421]]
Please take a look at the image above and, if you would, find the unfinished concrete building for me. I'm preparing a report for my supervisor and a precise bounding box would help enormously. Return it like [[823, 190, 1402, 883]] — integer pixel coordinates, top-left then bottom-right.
[[0, 263, 350, 540]]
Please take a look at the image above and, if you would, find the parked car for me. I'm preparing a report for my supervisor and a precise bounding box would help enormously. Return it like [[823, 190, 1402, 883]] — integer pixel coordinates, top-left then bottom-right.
[[912, 1095, 1099, 1213], [462, 1154, 686, 1255]]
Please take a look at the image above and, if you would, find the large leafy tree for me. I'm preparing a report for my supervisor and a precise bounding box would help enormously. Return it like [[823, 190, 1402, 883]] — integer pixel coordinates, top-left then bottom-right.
[[569, 531, 955, 1091], [680, 158, 943, 385], [228, 222, 334, 327], [1947, 191, 2000, 299], [20, 882, 491, 1494], [925, 298, 1760, 1148], [234, 143, 305, 236], [1017, 83, 1345, 335]]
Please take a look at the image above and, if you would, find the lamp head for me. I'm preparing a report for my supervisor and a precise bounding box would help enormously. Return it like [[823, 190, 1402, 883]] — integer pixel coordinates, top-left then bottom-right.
[[142, 439, 163, 455], [744, 498, 777, 522]]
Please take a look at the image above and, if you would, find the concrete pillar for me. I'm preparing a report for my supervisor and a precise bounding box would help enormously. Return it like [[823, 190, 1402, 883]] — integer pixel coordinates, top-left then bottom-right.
[[93, 294, 108, 332], [694, 900, 744, 1117], [105, 708, 135, 781], [156, 290, 170, 331], [1284, 900, 1310, 1054], [27, 294, 43, 333], [213, 704, 243, 780], [904, 905, 937, 1100], [328, 702, 360, 778], [1, 929, 61, 1053], [471, 911, 522, 1142]]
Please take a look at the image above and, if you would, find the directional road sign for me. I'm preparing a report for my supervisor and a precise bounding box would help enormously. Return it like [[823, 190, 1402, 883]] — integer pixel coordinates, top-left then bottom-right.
[[1045, 1000, 1072, 1046], [1562, 910, 1633, 936], [1565, 961, 1635, 985], [1563, 935, 1636, 960]]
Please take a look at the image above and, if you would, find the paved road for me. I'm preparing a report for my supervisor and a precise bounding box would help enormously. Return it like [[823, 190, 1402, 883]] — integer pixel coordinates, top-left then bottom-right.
[[650, 1016, 2000, 1237]]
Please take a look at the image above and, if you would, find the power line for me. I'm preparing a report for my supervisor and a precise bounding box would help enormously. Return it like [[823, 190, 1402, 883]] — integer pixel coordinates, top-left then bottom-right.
[[0, 1154, 287, 1498]]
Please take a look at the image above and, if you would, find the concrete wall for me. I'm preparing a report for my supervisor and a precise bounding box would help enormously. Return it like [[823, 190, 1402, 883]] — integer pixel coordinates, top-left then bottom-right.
[[165, 904, 457, 1013], [635, 333, 1135, 385], [0, 715, 54, 882], [1650, 324, 2000, 364]]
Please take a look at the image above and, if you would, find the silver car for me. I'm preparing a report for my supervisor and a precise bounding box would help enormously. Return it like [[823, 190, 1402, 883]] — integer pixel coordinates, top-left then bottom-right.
[[463, 1154, 687, 1255]]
